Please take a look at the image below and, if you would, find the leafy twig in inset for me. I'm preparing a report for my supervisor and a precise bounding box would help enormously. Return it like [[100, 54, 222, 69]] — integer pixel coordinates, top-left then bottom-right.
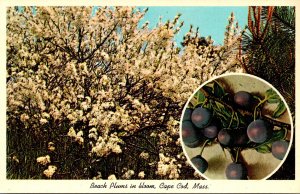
[[200, 88, 234, 111], [262, 115, 290, 128], [200, 88, 291, 129]]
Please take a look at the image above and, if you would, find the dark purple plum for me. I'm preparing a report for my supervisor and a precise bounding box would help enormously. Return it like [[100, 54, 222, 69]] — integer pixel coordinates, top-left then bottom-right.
[[191, 155, 208, 173], [233, 127, 249, 146], [218, 128, 233, 146], [183, 108, 193, 121], [225, 162, 248, 180], [202, 123, 219, 139], [234, 91, 252, 108], [181, 121, 202, 148], [191, 107, 212, 128], [247, 119, 271, 143], [272, 140, 289, 160]]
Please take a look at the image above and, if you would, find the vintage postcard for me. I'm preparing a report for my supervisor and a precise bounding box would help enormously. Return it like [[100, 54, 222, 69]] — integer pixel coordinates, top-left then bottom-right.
[[1, 0, 299, 193]]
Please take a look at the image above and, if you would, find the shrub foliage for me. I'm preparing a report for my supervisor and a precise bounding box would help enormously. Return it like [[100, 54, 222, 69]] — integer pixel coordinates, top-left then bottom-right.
[[6, 7, 242, 179]]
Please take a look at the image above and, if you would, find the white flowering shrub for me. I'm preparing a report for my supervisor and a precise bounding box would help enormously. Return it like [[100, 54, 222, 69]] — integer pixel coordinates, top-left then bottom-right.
[[7, 6, 243, 179]]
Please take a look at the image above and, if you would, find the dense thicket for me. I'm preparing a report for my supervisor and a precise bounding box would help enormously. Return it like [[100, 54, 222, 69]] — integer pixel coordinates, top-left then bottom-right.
[[7, 7, 242, 179]]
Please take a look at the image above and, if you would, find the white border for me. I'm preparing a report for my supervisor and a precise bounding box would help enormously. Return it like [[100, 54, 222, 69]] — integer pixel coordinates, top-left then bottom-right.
[[1, 0, 299, 193]]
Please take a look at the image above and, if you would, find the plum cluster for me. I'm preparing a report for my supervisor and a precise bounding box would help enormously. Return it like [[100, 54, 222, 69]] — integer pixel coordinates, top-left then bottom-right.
[[182, 106, 219, 174], [182, 107, 219, 145], [182, 89, 291, 180]]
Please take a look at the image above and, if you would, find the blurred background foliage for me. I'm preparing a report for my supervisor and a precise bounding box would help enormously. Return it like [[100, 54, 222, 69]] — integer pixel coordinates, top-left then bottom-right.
[[242, 6, 295, 113]]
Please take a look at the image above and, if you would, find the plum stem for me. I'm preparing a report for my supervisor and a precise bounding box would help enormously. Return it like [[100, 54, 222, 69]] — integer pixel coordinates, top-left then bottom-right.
[[228, 147, 243, 163], [253, 95, 262, 101], [200, 139, 210, 156], [262, 115, 290, 128], [228, 111, 235, 128], [252, 140, 272, 149], [235, 148, 241, 163], [235, 112, 240, 127], [200, 89, 234, 111], [253, 98, 268, 120], [228, 148, 235, 162]]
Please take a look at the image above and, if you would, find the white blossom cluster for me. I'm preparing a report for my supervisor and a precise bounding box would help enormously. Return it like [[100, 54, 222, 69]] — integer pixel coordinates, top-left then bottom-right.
[[108, 174, 117, 180], [43, 165, 57, 178], [7, 6, 243, 179], [156, 153, 181, 179], [139, 151, 149, 160], [138, 171, 145, 179], [91, 133, 123, 157], [121, 169, 135, 179], [36, 155, 57, 178], [36, 155, 51, 166]]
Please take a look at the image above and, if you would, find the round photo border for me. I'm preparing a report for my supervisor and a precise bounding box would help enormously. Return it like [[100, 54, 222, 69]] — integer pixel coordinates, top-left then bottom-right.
[[179, 72, 294, 180]]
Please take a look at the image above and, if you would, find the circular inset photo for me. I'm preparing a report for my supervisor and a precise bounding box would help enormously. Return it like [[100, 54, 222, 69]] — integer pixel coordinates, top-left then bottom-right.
[[180, 73, 293, 180]]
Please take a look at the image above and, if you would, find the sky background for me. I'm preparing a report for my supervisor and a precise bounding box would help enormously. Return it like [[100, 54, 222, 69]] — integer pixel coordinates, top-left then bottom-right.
[[138, 7, 248, 46], [23, 6, 248, 45]]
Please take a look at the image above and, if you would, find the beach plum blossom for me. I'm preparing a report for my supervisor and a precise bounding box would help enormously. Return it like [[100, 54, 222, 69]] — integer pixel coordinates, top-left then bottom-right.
[[7, 6, 243, 179]]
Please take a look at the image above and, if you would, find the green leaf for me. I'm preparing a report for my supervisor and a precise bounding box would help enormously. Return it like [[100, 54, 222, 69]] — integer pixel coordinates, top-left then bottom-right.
[[222, 107, 232, 118], [270, 129, 285, 142], [202, 85, 213, 95], [256, 144, 271, 153], [215, 111, 227, 121], [253, 95, 262, 101], [267, 98, 280, 104], [196, 90, 206, 103], [213, 81, 225, 98], [214, 101, 224, 111], [265, 88, 281, 103], [273, 101, 287, 118], [256, 130, 285, 152]]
